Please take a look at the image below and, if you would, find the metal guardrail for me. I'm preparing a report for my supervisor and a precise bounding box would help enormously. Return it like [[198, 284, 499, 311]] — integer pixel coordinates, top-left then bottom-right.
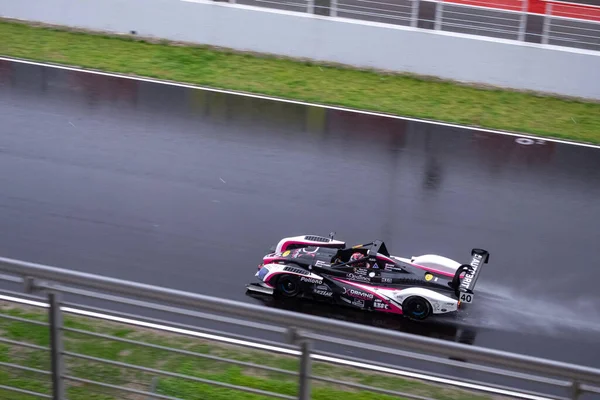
[[542, 2, 600, 49], [1, 255, 600, 400], [211, 0, 600, 52], [333, 0, 418, 26], [434, 0, 529, 41]]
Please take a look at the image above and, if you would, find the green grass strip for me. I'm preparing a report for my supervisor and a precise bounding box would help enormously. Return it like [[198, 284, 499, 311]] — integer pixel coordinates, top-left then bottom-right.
[[0, 301, 500, 400], [0, 18, 599, 145]]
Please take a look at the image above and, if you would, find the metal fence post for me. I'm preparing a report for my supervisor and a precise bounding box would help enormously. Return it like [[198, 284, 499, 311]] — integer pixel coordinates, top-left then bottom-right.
[[298, 338, 312, 400], [146, 376, 160, 400], [330, 0, 338, 17], [434, 0, 443, 30], [518, 0, 528, 41], [411, 0, 420, 27], [287, 327, 312, 400], [570, 381, 582, 399], [307, 0, 314, 14], [48, 292, 66, 400], [541, 2, 552, 44]]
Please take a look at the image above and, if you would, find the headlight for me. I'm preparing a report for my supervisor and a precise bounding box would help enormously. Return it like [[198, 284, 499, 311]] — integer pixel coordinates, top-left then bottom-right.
[[257, 266, 270, 280]]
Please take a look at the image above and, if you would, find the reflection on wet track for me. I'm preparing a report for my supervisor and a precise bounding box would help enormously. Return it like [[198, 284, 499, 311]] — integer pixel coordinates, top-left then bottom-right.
[[1, 59, 600, 394]]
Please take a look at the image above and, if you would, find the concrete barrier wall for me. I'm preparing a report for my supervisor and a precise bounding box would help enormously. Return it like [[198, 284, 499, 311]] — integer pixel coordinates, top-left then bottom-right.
[[1, 0, 599, 100]]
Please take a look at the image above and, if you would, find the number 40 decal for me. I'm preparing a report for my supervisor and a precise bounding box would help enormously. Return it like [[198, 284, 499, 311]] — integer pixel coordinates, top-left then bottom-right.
[[460, 293, 474, 303]]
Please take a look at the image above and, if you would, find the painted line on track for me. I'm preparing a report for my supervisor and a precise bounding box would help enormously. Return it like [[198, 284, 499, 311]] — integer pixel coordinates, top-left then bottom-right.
[[1, 55, 598, 151], [0, 293, 551, 400]]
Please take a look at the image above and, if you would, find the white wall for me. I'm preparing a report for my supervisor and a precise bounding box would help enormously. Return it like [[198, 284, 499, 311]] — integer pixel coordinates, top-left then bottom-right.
[[1, 0, 599, 100]]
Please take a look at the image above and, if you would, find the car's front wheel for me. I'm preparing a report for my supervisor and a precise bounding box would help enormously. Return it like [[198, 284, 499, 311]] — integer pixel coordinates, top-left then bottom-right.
[[275, 275, 301, 298], [402, 296, 432, 321]]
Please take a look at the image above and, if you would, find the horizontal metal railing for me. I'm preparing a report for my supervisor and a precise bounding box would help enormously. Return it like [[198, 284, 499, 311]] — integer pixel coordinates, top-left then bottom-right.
[[234, 0, 311, 13], [541, 3, 600, 49], [207, 0, 600, 52], [334, 0, 417, 26], [434, 0, 528, 41], [1, 255, 600, 400]]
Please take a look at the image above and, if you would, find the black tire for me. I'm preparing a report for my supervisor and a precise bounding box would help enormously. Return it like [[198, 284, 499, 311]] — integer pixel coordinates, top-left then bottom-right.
[[275, 275, 301, 298], [402, 296, 432, 321]]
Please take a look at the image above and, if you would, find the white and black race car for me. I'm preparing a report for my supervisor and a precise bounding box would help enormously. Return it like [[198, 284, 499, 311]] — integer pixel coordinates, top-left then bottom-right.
[[246, 233, 489, 321]]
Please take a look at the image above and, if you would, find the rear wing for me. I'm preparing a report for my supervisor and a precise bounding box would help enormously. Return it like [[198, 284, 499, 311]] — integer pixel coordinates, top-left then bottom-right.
[[452, 248, 490, 303]]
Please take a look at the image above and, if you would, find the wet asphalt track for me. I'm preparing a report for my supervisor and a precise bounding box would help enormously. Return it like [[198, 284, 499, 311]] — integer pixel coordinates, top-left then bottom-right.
[[1, 59, 600, 397]]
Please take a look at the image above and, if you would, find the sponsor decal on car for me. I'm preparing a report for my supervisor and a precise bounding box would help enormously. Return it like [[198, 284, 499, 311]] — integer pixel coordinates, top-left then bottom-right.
[[352, 299, 365, 308], [282, 250, 291, 257], [373, 299, 390, 310], [300, 277, 322, 284], [384, 263, 395, 271], [315, 260, 331, 268], [381, 277, 392, 284], [346, 273, 371, 282], [346, 288, 373, 300], [314, 284, 332, 296], [425, 273, 433, 281], [459, 254, 482, 291]]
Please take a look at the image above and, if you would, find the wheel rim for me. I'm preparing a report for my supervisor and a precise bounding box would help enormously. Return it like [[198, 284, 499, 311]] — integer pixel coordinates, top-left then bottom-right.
[[278, 276, 299, 296], [411, 302, 426, 316], [405, 297, 430, 319]]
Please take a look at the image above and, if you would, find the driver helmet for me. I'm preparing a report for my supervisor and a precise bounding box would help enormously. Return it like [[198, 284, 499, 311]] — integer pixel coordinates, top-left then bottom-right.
[[350, 252, 365, 267]]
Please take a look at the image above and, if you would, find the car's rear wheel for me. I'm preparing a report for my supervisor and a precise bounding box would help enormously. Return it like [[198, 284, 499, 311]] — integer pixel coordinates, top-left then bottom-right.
[[276, 275, 301, 298], [402, 296, 432, 321]]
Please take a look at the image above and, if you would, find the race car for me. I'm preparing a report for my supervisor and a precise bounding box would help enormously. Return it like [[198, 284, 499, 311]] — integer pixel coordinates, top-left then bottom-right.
[[246, 233, 489, 321]]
